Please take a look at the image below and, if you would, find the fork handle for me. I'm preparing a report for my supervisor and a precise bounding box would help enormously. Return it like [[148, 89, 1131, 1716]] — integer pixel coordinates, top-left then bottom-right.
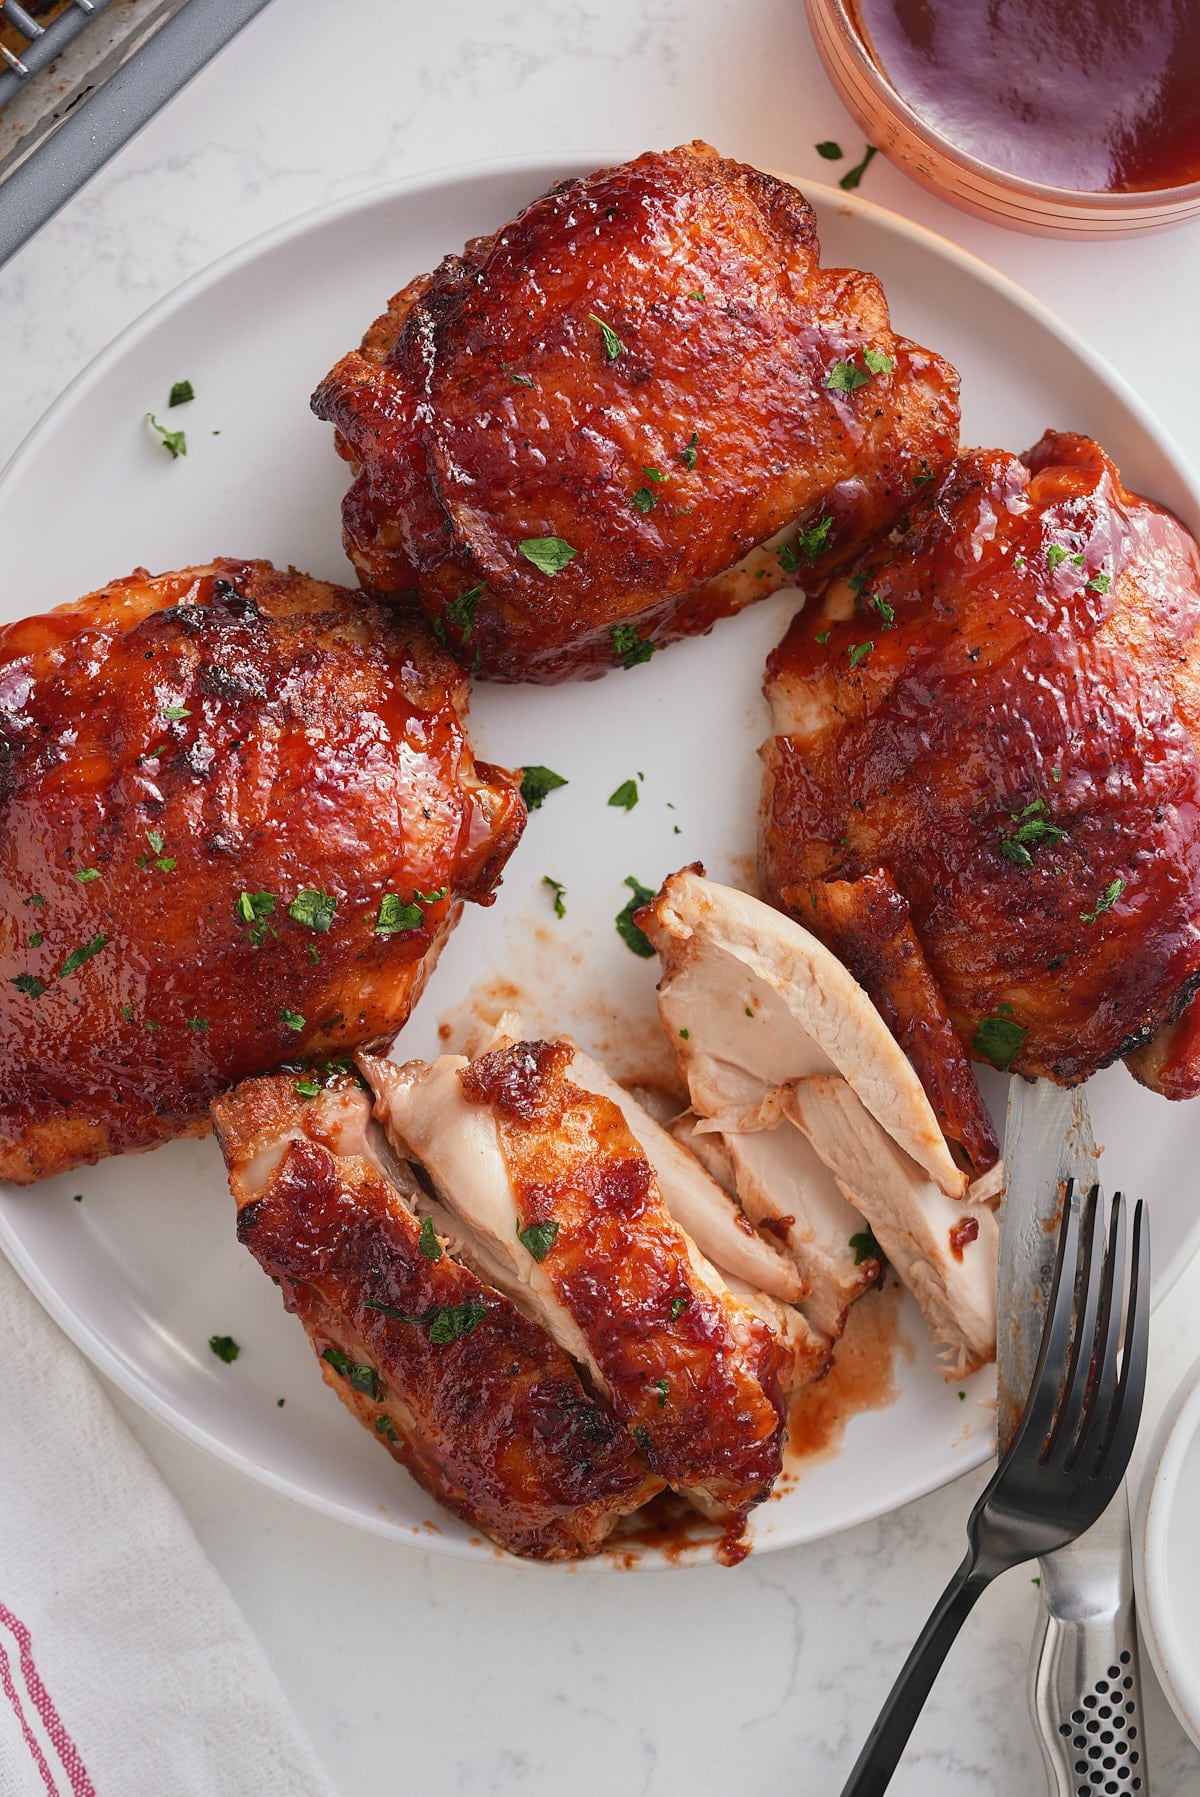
[[840, 1551, 989, 1797]]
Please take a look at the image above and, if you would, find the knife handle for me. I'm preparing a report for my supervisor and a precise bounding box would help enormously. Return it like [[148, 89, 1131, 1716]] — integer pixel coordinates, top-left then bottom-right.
[[1028, 1581, 1149, 1796]]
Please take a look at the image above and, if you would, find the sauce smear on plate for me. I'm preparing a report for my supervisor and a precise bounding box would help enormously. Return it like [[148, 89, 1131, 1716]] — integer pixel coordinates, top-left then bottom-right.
[[854, 0, 1200, 192]]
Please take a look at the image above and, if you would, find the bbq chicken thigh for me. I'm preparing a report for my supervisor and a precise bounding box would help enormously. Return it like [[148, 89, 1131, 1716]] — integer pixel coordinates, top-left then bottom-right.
[[312, 141, 960, 682], [212, 1072, 657, 1560], [0, 561, 524, 1184], [761, 432, 1200, 1096]]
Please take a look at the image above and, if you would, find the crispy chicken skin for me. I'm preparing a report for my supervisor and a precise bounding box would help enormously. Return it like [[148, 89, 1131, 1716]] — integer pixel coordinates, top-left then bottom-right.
[[312, 141, 961, 682], [0, 560, 524, 1184], [761, 432, 1200, 1089], [212, 1074, 655, 1560]]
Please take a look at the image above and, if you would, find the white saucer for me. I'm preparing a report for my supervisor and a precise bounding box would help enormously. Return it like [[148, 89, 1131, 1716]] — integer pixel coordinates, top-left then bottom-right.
[[1135, 1353, 1200, 1750]]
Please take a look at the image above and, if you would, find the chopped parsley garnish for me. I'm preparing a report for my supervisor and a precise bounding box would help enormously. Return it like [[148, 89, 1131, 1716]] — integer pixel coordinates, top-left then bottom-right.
[[863, 347, 895, 375], [1013, 554, 1026, 572], [58, 934, 106, 979], [871, 593, 895, 628], [287, 889, 337, 932], [973, 1012, 1027, 1070], [517, 1218, 560, 1261], [1081, 878, 1125, 923], [414, 886, 448, 906], [631, 486, 657, 514], [147, 414, 186, 459], [609, 622, 656, 669], [295, 1077, 321, 1097], [279, 1007, 305, 1033], [25, 893, 45, 910], [429, 1302, 487, 1343], [608, 778, 639, 811], [321, 1347, 382, 1398], [519, 536, 577, 575], [520, 765, 568, 810], [446, 585, 483, 640], [816, 140, 843, 160], [10, 973, 45, 999], [1086, 572, 1111, 594], [375, 1415, 398, 1442], [71, 1193, 82, 1203], [28, 934, 42, 947], [144, 1019, 161, 1032], [503, 363, 534, 389], [654, 1377, 670, 1407], [615, 875, 657, 958], [670, 1296, 689, 1320], [999, 799, 1065, 867], [209, 1335, 240, 1364], [679, 430, 700, 470], [168, 380, 195, 407], [162, 704, 191, 721], [589, 312, 625, 360], [75, 867, 101, 884], [1046, 544, 1071, 572], [542, 875, 567, 918], [418, 1215, 442, 1261], [678, 1027, 690, 1040], [375, 893, 424, 935], [777, 543, 801, 575], [827, 358, 872, 396], [816, 629, 830, 644], [839, 143, 878, 191], [120, 1004, 133, 1021], [687, 289, 705, 301], [912, 462, 935, 486], [632, 1423, 652, 1452], [799, 515, 834, 563], [849, 1228, 881, 1266], [643, 465, 668, 483], [187, 1017, 210, 1033], [236, 889, 275, 947], [848, 641, 874, 670]]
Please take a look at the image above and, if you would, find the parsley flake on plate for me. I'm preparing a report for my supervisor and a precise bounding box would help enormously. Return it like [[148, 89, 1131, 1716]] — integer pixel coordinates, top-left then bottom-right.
[[608, 778, 639, 811], [542, 875, 567, 918], [520, 765, 568, 810], [168, 380, 195, 407], [816, 140, 844, 160], [209, 1334, 240, 1364], [147, 413, 186, 459], [615, 875, 657, 958], [519, 536, 577, 575]]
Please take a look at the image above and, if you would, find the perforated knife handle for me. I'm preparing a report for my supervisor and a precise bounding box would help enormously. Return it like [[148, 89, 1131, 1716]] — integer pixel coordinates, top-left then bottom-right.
[[1029, 1581, 1149, 1796]]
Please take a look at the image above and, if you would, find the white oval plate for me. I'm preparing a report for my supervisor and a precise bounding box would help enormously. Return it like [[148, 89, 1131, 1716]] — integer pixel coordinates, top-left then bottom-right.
[[1135, 1356, 1200, 1748], [2, 158, 1198, 1566]]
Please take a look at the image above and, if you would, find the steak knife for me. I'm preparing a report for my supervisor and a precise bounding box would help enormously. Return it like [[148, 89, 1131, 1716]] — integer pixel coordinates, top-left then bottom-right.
[[999, 1076, 1149, 1796]]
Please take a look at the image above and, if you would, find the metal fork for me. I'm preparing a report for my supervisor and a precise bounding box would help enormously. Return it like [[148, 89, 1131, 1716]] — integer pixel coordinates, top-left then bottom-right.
[[840, 1182, 1150, 1797]]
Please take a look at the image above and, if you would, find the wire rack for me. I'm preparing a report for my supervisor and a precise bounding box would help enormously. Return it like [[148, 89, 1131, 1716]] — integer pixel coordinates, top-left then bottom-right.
[[0, 0, 274, 265]]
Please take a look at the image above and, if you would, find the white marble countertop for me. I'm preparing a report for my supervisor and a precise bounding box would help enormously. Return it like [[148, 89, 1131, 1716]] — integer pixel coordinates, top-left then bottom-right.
[[5, 2, 1200, 1792]]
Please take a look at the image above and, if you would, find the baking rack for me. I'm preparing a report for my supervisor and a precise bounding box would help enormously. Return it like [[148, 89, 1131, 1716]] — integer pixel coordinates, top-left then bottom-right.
[[0, 0, 274, 265]]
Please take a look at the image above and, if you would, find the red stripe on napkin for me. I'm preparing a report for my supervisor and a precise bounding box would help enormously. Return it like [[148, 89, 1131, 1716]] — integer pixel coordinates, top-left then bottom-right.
[[0, 1602, 95, 1797]]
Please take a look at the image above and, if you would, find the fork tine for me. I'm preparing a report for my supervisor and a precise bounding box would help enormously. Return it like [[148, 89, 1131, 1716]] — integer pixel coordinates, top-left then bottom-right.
[[1042, 1183, 1103, 1464], [1093, 1197, 1150, 1480], [1063, 1189, 1124, 1471], [1006, 1179, 1082, 1458]]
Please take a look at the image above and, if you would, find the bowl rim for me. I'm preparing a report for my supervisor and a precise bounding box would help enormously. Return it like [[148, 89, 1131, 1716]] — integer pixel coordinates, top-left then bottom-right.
[[808, 0, 1200, 215]]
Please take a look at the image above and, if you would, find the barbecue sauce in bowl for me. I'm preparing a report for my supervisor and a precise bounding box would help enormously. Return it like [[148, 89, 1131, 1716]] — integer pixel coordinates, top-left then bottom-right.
[[853, 0, 1200, 194]]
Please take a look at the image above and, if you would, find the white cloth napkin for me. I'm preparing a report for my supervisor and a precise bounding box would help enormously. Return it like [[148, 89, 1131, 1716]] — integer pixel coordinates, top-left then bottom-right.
[[0, 1250, 339, 1797]]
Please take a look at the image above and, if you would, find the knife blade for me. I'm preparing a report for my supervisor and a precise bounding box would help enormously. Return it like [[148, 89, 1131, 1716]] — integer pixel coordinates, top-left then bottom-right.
[[997, 1076, 1095, 1454], [998, 1077, 1150, 1794]]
